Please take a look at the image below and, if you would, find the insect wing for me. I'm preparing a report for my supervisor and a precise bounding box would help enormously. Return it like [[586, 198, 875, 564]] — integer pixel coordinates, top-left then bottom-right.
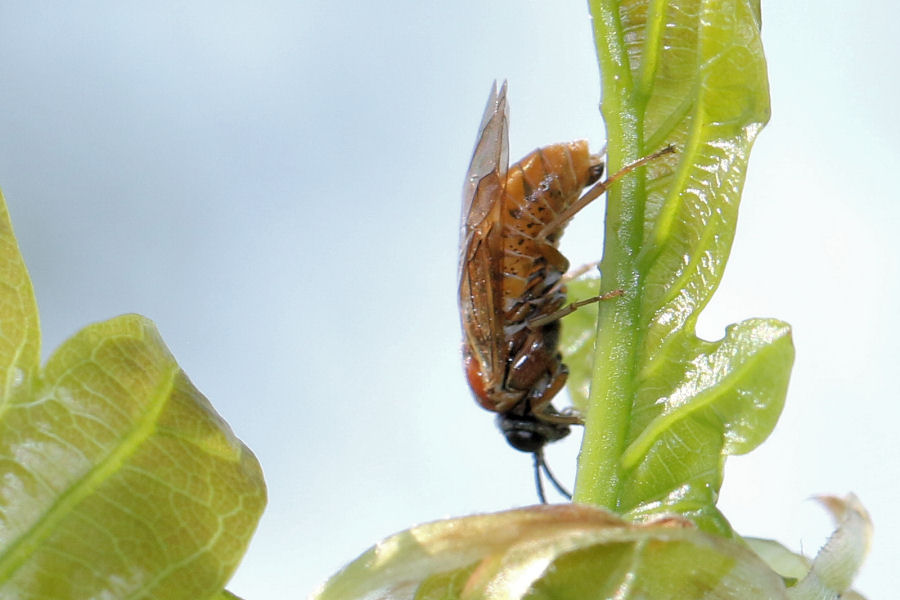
[[458, 82, 510, 389], [460, 81, 509, 253]]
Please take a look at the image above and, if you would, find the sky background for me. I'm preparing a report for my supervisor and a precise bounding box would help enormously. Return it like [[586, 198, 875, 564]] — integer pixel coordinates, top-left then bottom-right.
[[0, 1, 897, 598]]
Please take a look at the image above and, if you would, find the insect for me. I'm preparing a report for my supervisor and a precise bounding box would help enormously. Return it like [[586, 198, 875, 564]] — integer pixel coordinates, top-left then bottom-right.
[[459, 82, 672, 502]]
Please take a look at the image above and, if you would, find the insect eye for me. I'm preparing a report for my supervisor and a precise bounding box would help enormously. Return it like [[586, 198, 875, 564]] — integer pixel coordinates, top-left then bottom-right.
[[588, 162, 605, 184]]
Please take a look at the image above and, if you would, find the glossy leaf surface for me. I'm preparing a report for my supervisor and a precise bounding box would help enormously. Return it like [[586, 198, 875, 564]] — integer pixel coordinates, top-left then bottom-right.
[[561, 0, 792, 532], [0, 194, 265, 598], [312, 0, 875, 596], [312, 505, 789, 600]]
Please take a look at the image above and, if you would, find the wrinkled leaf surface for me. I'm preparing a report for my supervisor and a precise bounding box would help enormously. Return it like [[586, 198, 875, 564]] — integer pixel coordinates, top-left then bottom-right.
[[562, 0, 792, 533], [312, 505, 788, 600]]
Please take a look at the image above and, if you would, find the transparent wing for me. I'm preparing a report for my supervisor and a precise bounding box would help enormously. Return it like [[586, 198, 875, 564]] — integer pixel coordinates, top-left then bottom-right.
[[459, 81, 509, 254], [458, 82, 510, 386]]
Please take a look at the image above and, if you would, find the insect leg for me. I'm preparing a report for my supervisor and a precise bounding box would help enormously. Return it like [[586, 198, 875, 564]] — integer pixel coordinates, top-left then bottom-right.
[[526, 289, 624, 330], [561, 261, 601, 284], [546, 261, 601, 296], [526, 366, 581, 426], [537, 144, 676, 240]]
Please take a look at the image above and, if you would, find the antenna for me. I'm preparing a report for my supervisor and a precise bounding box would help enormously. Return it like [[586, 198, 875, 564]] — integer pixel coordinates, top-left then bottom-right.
[[533, 450, 572, 504]]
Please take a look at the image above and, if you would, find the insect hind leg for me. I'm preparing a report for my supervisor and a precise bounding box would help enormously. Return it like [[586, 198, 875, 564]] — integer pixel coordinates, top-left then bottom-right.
[[537, 144, 676, 240]]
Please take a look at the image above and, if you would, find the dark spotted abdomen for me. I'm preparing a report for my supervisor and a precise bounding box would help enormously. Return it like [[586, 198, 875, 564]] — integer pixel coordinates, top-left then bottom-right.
[[498, 141, 602, 322]]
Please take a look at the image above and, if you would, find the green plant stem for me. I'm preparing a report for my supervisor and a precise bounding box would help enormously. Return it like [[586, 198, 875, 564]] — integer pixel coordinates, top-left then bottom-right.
[[574, 0, 645, 509]]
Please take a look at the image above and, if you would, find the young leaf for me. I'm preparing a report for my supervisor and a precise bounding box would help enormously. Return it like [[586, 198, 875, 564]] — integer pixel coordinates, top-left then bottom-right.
[[742, 495, 873, 599], [787, 495, 872, 600], [0, 194, 265, 599], [311, 504, 790, 600], [744, 537, 811, 585], [567, 0, 793, 533]]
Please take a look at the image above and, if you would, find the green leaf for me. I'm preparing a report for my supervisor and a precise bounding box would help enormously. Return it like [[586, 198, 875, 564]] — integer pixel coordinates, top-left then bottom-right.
[[567, 0, 792, 533], [0, 196, 40, 407], [0, 192, 266, 598], [312, 505, 789, 600], [744, 538, 810, 585]]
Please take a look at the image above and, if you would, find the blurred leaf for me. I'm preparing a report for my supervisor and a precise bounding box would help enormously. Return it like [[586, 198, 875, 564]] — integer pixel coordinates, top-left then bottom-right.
[[565, 0, 792, 533], [560, 276, 603, 410], [741, 495, 872, 599], [787, 495, 872, 600], [744, 538, 810, 584], [312, 504, 789, 600], [0, 193, 266, 598]]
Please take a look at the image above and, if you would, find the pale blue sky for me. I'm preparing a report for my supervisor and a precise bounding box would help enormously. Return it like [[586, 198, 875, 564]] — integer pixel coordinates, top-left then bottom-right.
[[0, 2, 897, 597]]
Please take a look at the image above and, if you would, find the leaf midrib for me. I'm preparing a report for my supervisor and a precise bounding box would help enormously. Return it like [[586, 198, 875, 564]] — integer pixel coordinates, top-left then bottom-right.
[[0, 357, 179, 585], [620, 335, 774, 469]]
